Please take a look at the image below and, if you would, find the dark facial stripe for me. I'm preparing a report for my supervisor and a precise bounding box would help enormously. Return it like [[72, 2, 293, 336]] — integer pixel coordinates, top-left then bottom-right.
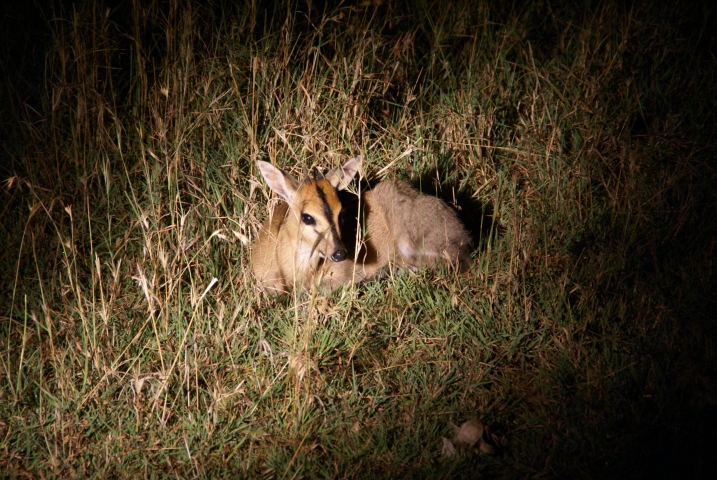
[[315, 184, 343, 247]]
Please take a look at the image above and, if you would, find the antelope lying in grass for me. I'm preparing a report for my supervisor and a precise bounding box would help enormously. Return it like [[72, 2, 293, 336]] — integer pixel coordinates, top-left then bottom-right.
[[252, 156, 472, 294]]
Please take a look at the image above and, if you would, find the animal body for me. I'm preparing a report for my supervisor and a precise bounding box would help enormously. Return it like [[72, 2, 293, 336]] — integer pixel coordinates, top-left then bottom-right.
[[252, 156, 472, 294]]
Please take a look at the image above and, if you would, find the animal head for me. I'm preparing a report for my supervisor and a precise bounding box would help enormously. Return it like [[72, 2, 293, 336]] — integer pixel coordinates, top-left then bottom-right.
[[257, 157, 361, 264]]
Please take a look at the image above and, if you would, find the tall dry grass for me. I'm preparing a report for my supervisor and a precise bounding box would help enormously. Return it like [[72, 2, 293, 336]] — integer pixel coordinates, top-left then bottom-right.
[[1, 0, 716, 477]]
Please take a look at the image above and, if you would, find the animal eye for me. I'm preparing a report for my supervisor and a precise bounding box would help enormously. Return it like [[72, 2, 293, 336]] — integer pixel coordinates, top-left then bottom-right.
[[301, 214, 315, 225]]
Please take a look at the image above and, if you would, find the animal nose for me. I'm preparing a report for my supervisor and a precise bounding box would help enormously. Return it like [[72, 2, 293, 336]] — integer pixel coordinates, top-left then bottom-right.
[[330, 248, 347, 262]]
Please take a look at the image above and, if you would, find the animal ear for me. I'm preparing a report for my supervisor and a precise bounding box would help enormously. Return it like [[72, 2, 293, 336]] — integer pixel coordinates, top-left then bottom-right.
[[257, 161, 299, 203], [326, 156, 362, 190]]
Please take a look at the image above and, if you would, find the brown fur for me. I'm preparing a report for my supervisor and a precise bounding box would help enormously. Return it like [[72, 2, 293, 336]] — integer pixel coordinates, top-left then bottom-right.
[[353, 180, 472, 278], [252, 157, 472, 294]]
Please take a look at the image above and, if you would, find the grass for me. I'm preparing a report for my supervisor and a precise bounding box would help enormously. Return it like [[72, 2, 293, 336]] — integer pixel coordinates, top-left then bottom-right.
[[1, 0, 716, 477]]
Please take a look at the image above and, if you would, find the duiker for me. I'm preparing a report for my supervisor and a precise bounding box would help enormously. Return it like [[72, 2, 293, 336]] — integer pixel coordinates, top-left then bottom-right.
[[252, 156, 472, 294]]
